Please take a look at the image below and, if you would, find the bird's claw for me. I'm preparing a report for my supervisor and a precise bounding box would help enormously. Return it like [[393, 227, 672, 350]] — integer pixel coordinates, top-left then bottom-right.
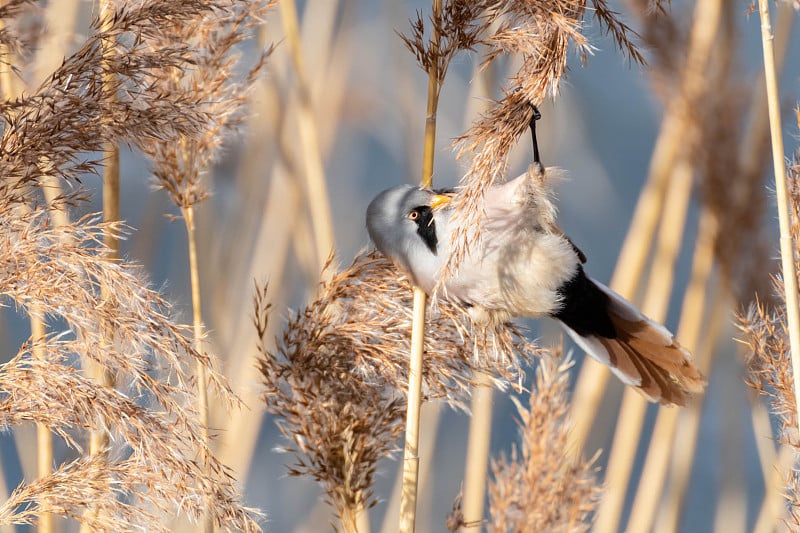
[[529, 104, 542, 165]]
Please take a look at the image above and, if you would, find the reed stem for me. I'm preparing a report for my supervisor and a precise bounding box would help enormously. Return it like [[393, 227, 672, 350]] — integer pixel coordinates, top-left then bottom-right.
[[182, 204, 213, 533], [279, 0, 334, 272], [458, 59, 498, 533], [753, 444, 794, 532], [86, 0, 120, 460], [399, 1, 441, 530], [31, 314, 52, 533], [593, 155, 694, 533], [380, 405, 443, 533], [757, 0, 800, 441], [0, 24, 56, 533], [399, 288, 429, 533], [625, 207, 718, 532], [33, 168, 66, 533], [568, 0, 722, 456], [80, 4, 119, 531], [655, 291, 727, 533], [461, 376, 493, 532]]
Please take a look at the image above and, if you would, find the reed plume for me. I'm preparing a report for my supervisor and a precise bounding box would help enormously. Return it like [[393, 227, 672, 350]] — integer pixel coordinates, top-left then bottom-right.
[[740, 158, 800, 529], [445, 0, 643, 277], [143, 1, 272, 209], [257, 251, 531, 531], [0, 1, 266, 530], [486, 350, 601, 532], [137, 2, 273, 529]]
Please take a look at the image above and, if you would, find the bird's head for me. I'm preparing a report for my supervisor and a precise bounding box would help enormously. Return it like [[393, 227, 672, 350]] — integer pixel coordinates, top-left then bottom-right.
[[366, 185, 452, 287]]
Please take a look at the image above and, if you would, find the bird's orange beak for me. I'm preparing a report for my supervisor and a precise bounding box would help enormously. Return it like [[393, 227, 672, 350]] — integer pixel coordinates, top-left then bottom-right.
[[430, 194, 451, 210]]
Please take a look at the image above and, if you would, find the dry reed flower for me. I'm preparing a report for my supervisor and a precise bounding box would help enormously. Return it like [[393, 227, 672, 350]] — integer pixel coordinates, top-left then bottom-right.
[[0, 455, 162, 530], [0, 1, 267, 530], [134, 3, 274, 529], [400, 1, 487, 89], [0, 0, 39, 67], [487, 350, 601, 532], [641, 0, 777, 306], [142, 0, 273, 209], [439, 0, 644, 277], [695, 86, 775, 304], [740, 297, 800, 528], [0, 2, 224, 210], [0, 206, 260, 531], [257, 251, 533, 530], [739, 160, 800, 529], [0, 342, 261, 532], [630, 0, 685, 100]]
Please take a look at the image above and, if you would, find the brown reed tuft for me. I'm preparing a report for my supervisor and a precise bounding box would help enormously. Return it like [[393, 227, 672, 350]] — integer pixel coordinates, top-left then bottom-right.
[[487, 350, 601, 532], [0, 0, 39, 64], [257, 250, 533, 530], [441, 0, 644, 278], [0, 213, 261, 530], [651, 0, 774, 306], [136, 3, 273, 529], [0, 3, 224, 209], [0, 1, 267, 530], [142, 0, 273, 209], [0, 341, 260, 530], [740, 159, 800, 529]]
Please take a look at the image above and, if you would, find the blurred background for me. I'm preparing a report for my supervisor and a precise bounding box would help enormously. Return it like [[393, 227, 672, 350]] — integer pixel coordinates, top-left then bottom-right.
[[2, 0, 800, 531]]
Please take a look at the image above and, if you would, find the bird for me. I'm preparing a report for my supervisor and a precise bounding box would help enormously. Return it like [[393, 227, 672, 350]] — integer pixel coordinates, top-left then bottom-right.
[[366, 108, 705, 406]]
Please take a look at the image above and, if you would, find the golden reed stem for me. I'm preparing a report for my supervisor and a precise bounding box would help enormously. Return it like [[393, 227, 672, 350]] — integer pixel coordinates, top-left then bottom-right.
[[399, 1, 442, 531], [758, 0, 800, 443]]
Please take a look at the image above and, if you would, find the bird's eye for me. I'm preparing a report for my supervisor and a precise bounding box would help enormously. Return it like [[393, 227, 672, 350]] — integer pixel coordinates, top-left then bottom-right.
[[408, 210, 419, 221]]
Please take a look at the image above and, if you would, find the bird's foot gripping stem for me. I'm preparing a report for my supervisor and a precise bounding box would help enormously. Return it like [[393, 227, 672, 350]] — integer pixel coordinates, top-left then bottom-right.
[[529, 104, 544, 175]]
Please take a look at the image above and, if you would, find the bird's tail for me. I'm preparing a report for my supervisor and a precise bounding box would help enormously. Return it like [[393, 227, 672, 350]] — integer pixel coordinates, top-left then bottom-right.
[[559, 280, 705, 406]]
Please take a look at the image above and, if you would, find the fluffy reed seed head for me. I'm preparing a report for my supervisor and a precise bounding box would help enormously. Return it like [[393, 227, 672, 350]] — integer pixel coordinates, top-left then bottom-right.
[[738, 159, 800, 528], [0, 1, 271, 530], [435, 0, 644, 278], [141, 0, 274, 210], [257, 251, 535, 528], [487, 349, 602, 532]]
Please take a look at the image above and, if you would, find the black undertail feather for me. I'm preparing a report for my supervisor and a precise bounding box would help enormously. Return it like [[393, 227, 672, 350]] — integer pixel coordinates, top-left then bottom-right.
[[553, 265, 617, 339], [412, 206, 437, 254]]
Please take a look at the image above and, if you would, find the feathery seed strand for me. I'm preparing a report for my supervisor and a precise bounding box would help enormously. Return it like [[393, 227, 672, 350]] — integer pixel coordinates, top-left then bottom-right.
[[757, 0, 800, 443]]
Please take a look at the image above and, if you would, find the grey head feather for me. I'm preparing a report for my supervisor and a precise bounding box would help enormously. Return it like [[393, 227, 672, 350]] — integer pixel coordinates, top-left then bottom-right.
[[366, 185, 443, 291]]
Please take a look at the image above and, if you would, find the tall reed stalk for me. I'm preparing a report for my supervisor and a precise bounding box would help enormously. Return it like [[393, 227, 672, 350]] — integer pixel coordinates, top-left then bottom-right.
[[757, 0, 800, 437], [279, 0, 334, 272], [626, 206, 718, 532], [381, 405, 444, 533], [593, 156, 694, 533], [460, 59, 499, 533], [461, 376, 493, 532], [87, 0, 120, 456], [183, 203, 213, 533], [399, 1, 441, 530], [30, 314, 51, 533], [81, 3, 120, 528], [568, 0, 722, 457]]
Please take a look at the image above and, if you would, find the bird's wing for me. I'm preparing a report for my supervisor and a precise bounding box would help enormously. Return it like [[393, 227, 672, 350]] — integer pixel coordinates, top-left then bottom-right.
[[558, 278, 705, 406]]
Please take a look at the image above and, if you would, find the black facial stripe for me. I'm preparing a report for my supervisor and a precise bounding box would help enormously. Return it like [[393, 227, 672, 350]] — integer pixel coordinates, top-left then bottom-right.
[[411, 206, 437, 254], [553, 265, 617, 339]]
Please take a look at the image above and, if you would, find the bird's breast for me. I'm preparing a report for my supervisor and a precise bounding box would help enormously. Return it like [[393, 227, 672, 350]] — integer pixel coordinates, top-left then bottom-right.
[[442, 227, 579, 320]]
